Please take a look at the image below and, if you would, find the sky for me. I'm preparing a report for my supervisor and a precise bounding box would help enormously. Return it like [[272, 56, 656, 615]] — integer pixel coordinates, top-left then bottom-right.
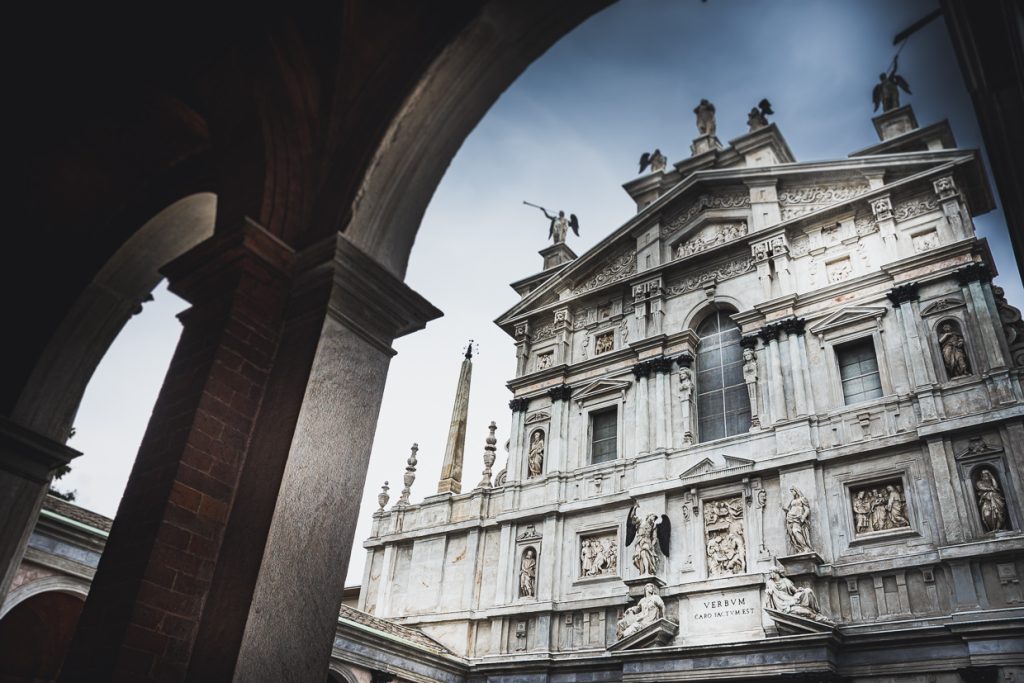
[[61, 0, 1023, 589]]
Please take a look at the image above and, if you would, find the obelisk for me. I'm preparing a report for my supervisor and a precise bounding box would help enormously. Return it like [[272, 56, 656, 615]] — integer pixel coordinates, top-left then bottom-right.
[[438, 342, 474, 494]]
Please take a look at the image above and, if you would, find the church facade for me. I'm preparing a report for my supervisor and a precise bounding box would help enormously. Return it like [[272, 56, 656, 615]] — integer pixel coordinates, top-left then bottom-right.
[[358, 100, 1024, 682]]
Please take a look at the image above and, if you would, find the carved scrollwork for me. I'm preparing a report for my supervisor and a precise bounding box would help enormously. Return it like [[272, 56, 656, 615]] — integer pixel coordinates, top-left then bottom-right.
[[665, 256, 755, 297], [659, 192, 751, 237], [571, 249, 637, 296]]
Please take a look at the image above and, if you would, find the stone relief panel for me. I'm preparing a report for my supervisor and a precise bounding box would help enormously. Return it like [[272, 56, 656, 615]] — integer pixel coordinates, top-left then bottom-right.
[[659, 191, 750, 237], [850, 480, 911, 537], [911, 228, 940, 253], [826, 256, 852, 283], [778, 182, 870, 221], [673, 221, 748, 260], [536, 351, 554, 371], [531, 323, 556, 343], [594, 330, 615, 355], [580, 531, 619, 579], [893, 194, 939, 222], [704, 496, 746, 577]]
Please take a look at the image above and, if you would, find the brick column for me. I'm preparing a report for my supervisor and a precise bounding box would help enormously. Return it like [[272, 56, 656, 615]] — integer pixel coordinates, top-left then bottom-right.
[[59, 224, 440, 682]]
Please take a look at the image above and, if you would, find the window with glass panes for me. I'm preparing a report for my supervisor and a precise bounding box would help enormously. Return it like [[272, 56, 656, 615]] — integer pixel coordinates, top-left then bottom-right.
[[696, 311, 751, 442], [590, 407, 617, 464], [836, 338, 883, 405]]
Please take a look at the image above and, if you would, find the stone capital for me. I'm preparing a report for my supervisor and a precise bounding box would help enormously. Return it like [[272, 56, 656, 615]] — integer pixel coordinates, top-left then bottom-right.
[[932, 175, 958, 201], [651, 356, 674, 374], [758, 323, 782, 343], [509, 398, 530, 413], [547, 385, 572, 402], [0, 417, 81, 484], [322, 233, 443, 356], [740, 334, 760, 349], [632, 360, 654, 379], [956, 263, 992, 286], [675, 351, 694, 367], [886, 282, 920, 306], [780, 317, 806, 335]]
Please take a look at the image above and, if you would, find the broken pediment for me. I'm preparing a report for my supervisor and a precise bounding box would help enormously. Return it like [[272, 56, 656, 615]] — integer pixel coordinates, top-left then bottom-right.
[[954, 436, 1003, 460], [920, 297, 965, 317], [808, 306, 887, 337], [573, 378, 632, 404], [679, 454, 754, 481], [764, 609, 836, 636], [607, 618, 679, 651]]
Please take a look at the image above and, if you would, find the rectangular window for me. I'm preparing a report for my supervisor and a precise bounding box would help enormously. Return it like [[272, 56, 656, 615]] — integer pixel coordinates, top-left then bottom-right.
[[590, 407, 617, 464], [836, 338, 883, 405]]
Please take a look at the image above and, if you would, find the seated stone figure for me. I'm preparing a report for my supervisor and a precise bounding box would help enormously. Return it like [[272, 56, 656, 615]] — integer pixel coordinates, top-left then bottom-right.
[[763, 568, 833, 624], [616, 583, 666, 639]]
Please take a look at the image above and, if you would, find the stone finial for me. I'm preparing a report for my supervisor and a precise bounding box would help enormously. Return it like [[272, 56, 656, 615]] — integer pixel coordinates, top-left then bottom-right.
[[477, 421, 498, 488], [377, 481, 390, 511], [397, 443, 419, 506]]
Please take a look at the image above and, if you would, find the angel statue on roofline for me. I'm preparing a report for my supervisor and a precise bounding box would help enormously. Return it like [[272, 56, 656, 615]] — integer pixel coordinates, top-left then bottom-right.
[[523, 201, 580, 245], [873, 55, 912, 112]]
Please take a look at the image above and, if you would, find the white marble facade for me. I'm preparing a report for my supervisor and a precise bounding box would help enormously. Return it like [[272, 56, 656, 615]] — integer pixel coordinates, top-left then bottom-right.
[[358, 110, 1024, 679]]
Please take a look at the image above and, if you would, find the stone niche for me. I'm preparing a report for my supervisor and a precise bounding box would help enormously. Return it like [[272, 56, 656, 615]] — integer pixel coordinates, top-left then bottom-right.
[[704, 495, 747, 578], [578, 530, 619, 580], [849, 479, 911, 538]]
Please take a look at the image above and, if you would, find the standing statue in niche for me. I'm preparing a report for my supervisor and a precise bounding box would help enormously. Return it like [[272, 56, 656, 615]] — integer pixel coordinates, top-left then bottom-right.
[[782, 487, 814, 554], [939, 322, 972, 378], [872, 56, 912, 112], [764, 568, 833, 624], [626, 505, 671, 576], [976, 469, 1008, 532], [527, 430, 545, 478], [742, 347, 760, 429], [616, 583, 666, 640], [694, 99, 717, 137], [519, 548, 537, 597]]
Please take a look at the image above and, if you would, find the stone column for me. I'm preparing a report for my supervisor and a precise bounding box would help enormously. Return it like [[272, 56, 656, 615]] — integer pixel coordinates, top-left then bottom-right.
[[782, 319, 808, 417], [232, 233, 441, 682], [653, 358, 671, 450], [958, 264, 1008, 371], [632, 361, 652, 454], [759, 323, 787, 425], [632, 277, 663, 340], [545, 386, 571, 473], [886, 283, 940, 421], [506, 398, 529, 482], [0, 419, 80, 599]]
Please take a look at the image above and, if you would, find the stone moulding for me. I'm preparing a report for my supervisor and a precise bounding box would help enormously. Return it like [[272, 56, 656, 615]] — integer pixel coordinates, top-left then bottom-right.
[[570, 249, 637, 296], [665, 256, 755, 298]]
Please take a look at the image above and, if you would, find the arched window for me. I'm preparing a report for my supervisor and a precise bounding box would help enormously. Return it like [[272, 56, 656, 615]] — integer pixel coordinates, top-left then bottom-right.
[[696, 311, 751, 441]]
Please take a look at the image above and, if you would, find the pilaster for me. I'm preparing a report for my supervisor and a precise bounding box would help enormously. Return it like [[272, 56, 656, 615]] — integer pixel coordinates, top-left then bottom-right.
[[781, 319, 808, 417], [632, 362, 652, 454], [886, 282, 939, 421], [759, 323, 787, 424]]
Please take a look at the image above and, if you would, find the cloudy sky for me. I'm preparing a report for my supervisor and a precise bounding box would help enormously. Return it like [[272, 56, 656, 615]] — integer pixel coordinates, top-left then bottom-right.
[[61, 0, 1022, 588]]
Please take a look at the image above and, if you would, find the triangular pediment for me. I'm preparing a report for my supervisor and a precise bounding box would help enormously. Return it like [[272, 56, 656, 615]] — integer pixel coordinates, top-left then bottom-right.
[[573, 378, 632, 403], [921, 297, 965, 317], [954, 436, 1003, 460], [678, 454, 754, 480], [764, 609, 836, 636], [680, 458, 716, 478], [808, 306, 887, 336]]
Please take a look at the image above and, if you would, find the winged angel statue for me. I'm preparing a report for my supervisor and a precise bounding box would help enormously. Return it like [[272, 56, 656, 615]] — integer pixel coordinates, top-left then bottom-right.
[[625, 504, 670, 576], [524, 202, 580, 245], [873, 56, 912, 112]]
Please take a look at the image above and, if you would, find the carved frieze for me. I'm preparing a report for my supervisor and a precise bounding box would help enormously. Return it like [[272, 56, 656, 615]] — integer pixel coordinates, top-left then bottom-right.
[[571, 249, 637, 296], [674, 222, 748, 260], [778, 182, 870, 220], [660, 191, 751, 237], [665, 256, 755, 298], [531, 323, 556, 343], [893, 196, 939, 222], [594, 331, 615, 355]]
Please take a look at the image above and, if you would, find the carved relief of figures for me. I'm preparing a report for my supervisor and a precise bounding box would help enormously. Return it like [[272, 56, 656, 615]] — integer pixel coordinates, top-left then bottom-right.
[[975, 469, 1008, 532], [675, 222, 748, 260], [704, 496, 746, 577], [781, 487, 814, 554], [616, 583, 666, 640], [763, 568, 833, 624], [626, 505, 670, 576], [595, 331, 615, 355], [527, 430, 545, 478], [536, 352, 553, 371], [938, 321, 972, 378], [519, 547, 537, 597], [851, 482, 911, 534], [580, 534, 618, 578], [742, 347, 760, 429]]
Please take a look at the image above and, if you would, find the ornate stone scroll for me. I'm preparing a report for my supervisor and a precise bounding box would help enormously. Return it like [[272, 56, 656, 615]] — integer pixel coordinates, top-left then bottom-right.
[[851, 481, 910, 535], [580, 532, 618, 578], [704, 496, 746, 577], [571, 249, 637, 296]]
